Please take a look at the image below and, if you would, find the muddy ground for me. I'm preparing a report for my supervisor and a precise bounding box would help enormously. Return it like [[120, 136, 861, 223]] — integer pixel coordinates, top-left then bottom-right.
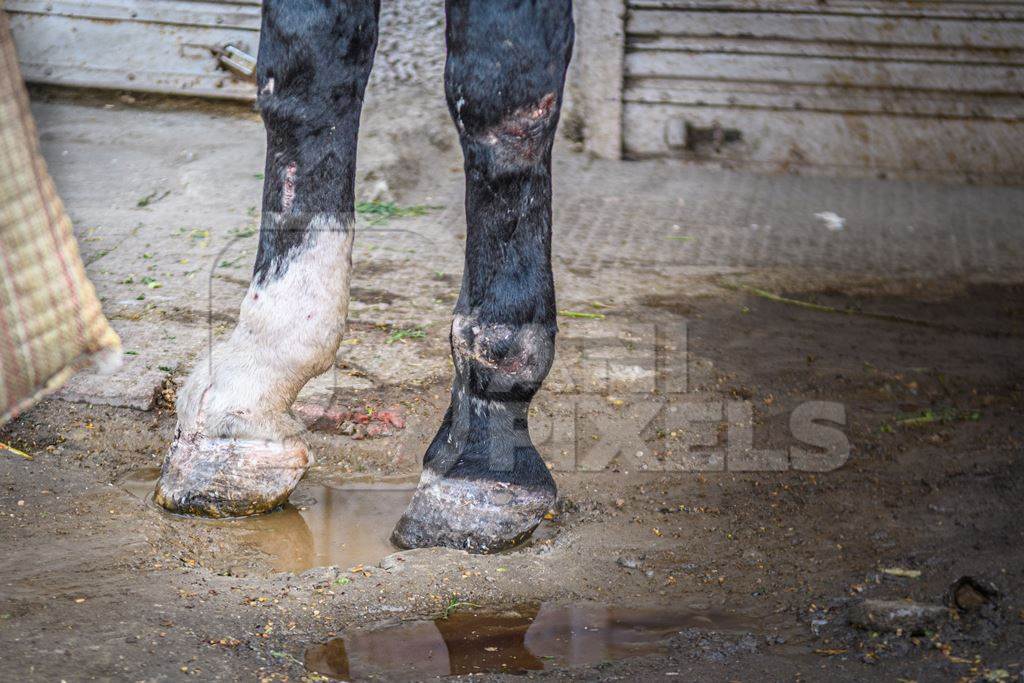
[[4, 279, 1022, 681], [2, 89, 1023, 682]]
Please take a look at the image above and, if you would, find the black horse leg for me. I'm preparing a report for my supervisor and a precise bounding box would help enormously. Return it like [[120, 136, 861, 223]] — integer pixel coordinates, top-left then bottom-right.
[[392, 0, 574, 551]]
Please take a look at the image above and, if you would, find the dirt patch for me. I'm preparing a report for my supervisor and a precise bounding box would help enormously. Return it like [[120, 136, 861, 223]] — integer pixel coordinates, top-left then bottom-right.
[[1, 279, 1023, 681], [637, 293, 695, 317], [350, 286, 400, 305]]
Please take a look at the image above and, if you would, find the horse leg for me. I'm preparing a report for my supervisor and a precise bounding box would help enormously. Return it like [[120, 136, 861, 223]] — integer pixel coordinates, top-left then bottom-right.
[[392, 0, 574, 551], [156, 0, 379, 516]]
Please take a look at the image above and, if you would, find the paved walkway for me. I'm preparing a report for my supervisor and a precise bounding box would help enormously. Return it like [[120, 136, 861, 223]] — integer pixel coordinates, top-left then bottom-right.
[[553, 159, 1023, 277], [29, 96, 1024, 410]]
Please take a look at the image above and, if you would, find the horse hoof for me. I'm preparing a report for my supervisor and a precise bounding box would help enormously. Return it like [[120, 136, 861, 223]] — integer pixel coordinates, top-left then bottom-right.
[[390, 471, 555, 553], [154, 432, 310, 518]]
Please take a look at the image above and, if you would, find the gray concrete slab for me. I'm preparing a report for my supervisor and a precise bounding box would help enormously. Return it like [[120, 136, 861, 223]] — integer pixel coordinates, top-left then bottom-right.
[[551, 156, 1024, 278], [29, 94, 1024, 413], [57, 319, 207, 410]]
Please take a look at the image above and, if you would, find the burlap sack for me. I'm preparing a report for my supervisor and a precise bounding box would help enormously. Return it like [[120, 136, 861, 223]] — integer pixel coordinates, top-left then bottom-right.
[[0, 13, 120, 426]]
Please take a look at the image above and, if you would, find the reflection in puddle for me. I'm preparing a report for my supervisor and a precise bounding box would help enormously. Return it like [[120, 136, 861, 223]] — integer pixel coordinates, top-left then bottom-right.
[[304, 604, 756, 680], [118, 468, 418, 573]]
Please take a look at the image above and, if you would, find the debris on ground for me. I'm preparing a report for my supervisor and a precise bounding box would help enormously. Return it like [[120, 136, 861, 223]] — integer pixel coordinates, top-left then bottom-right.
[[292, 402, 406, 438], [848, 599, 949, 634], [0, 441, 32, 460], [881, 567, 922, 579], [616, 555, 644, 570], [814, 211, 846, 231], [948, 576, 998, 611]]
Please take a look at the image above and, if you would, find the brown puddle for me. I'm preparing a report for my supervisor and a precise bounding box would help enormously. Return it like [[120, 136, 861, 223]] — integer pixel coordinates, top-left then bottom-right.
[[304, 603, 758, 680], [119, 469, 558, 573], [118, 468, 419, 573]]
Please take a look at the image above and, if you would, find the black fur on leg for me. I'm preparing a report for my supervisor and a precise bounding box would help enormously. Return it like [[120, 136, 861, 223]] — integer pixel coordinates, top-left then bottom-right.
[[392, 0, 574, 552], [253, 0, 379, 284]]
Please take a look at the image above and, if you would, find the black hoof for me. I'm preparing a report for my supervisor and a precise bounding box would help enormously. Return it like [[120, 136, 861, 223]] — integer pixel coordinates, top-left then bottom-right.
[[390, 471, 555, 553], [154, 433, 310, 518]]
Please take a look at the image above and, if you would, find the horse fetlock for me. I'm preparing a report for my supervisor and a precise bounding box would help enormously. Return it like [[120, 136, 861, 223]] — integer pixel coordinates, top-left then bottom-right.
[[451, 314, 555, 400]]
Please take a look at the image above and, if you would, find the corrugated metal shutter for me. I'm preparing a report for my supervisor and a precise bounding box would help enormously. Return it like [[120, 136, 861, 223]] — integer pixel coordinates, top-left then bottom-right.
[[622, 0, 1024, 180], [6, 0, 260, 99]]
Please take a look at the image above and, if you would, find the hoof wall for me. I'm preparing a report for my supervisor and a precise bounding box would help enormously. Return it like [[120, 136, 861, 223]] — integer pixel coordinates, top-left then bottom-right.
[[154, 433, 309, 518], [390, 472, 555, 553]]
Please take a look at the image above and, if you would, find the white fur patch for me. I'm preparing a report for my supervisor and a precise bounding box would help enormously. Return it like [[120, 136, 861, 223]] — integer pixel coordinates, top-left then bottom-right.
[[176, 214, 354, 441]]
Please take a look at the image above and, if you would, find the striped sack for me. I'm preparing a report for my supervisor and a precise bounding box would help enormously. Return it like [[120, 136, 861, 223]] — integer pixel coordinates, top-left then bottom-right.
[[0, 13, 120, 426]]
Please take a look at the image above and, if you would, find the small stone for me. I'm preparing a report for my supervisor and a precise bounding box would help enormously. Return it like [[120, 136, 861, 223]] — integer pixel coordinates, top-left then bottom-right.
[[955, 584, 988, 610], [379, 553, 406, 573], [614, 498, 625, 509], [742, 549, 766, 566], [616, 555, 642, 570], [298, 566, 339, 584], [849, 599, 949, 635], [949, 576, 998, 611], [556, 497, 579, 513]]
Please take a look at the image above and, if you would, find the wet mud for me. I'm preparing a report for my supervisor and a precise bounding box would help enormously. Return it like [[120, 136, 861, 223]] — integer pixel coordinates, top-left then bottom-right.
[[304, 603, 764, 680], [3, 280, 1023, 682]]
